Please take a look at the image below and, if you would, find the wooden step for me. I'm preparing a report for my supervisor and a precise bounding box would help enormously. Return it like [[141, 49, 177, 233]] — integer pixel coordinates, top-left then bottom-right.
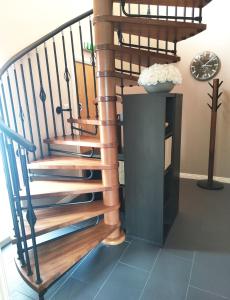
[[28, 156, 117, 171], [44, 135, 116, 148], [15, 221, 118, 292], [97, 44, 180, 66], [18, 201, 119, 240], [94, 15, 206, 42], [113, 0, 211, 8], [115, 71, 139, 86], [67, 118, 117, 126], [19, 180, 111, 200], [115, 45, 180, 66]]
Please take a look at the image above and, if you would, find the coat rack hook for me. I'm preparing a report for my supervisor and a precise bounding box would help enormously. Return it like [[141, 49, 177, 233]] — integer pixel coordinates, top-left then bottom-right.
[[207, 103, 212, 110], [218, 92, 223, 99], [217, 103, 222, 110], [218, 81, 223, 87], [208, 93, 213, 99], [208, 82, 213, 88]]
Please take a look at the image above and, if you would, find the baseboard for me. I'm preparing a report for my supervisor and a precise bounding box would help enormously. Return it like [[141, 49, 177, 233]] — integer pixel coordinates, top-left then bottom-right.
[[180, 173, 230, 184]]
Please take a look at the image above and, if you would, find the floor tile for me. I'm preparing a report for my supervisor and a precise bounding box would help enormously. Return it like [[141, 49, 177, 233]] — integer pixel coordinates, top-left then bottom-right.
[[71, 242, 128, 294], [51, 277, 92, 300], [120, 239, 159, 271], [191, 251, 230, 298], [141, 250, 191, 300], [95, 262, 148, 300], [4, 260, 37, 299], [187, 286, 229, 300], [10, 290, 35, 300]]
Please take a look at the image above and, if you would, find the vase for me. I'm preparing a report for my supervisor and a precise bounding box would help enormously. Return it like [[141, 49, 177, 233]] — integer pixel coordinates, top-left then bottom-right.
[[143, 82, 175, 94]]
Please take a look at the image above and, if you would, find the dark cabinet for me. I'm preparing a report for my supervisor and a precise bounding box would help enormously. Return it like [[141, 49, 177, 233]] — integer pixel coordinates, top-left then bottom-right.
[[123, 93, 182, 246]]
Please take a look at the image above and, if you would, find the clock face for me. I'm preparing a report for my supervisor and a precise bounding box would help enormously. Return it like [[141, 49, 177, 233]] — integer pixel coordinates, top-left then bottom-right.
[[190, 51, 220, 81]]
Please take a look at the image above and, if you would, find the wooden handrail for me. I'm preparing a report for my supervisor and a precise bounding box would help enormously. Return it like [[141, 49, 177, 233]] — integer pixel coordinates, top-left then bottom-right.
[[0, 119, 36, 152]]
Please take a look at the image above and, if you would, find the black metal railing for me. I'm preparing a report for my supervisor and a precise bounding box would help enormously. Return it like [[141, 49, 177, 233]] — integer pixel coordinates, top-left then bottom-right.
[[0, 118, 41, 283], [0, 9, 97, 162], [120, 0, 203, 22]]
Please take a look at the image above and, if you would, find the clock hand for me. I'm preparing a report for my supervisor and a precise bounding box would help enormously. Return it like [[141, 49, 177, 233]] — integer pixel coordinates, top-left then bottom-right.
[[203, 56, 215, 66]]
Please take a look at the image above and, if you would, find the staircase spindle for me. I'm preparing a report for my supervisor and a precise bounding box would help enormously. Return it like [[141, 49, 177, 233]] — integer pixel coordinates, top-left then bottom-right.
[[7, 74, 18, 132], [20, 148, 42, 284], [0, 81, 10, 127], [89, 17, 98, 120], [20, 64, 36, 161], [28, 57, 44, 158], [52, 37, 66, 137], [79, 22, 90, 119], [7, 141, 32, 276], [0, 134, 25, 266], [70, 27, 81, 119], [36, 51, 50, 144], [44, 43, 58, 138], [62, 32, 74, 135], [13, 68, 27, 142]]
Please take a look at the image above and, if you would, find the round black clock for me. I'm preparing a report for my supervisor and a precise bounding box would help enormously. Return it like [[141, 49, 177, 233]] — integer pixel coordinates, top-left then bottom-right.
[[190, 51, 221, 81]]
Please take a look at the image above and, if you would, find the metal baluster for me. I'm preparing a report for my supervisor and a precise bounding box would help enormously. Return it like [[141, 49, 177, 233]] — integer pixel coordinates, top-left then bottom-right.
[[53, 37, 65, 136], [7, 73, 18, 132], [28, 57, 44, 158], [0, 81, 10, 126], [20, 148, 42, 284], [128, 3, 132, 74], [14, 67, 26, 139], [156, 5, 160, 53], [36, 50, 50, 142], [165, 6, 169, 54], [184, 5, 187, 22], [70, 26, 81, 119], [79, 22, 90, 119], [89, 17, 98, 119], [0, 95, 4, 121], [175, 5, 178, 21], [0, 133, 25, 266], [192, 0, 195, 22], [62, 32, 73, 135], [44, 43, 58, 138], [20, 64, 36, 161], [138, 3, 141, 74], [7, 141, 32, 276], [199, 7, 202, 23], [147, 5, 151, 65]]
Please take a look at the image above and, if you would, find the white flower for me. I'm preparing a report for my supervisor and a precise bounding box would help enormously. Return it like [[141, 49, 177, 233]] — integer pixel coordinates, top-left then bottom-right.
[[138, 64, 182, 86]]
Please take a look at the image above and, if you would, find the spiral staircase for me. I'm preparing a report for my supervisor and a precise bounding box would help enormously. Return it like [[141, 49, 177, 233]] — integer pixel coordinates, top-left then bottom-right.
[[0, 0, 212, 299]]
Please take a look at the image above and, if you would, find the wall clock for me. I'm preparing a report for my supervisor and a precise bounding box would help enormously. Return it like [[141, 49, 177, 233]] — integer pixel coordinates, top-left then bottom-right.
[[190, 51, 221, 81]]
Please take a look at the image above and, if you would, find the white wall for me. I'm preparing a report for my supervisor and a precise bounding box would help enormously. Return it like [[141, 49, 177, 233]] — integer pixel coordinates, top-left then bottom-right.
[[173, 0, 230, 177], [0, 0, 93, 67]]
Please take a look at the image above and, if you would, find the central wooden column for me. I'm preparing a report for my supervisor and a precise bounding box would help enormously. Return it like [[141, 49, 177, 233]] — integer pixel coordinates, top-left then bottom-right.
[[93, 0, 125, 245]]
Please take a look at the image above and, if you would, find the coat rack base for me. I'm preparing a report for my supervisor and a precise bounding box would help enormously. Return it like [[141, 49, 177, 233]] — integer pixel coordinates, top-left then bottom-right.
[[197, 179, 224, 190]]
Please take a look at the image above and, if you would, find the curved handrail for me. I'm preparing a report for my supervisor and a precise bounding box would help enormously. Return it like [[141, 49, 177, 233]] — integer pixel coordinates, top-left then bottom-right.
[[0, 119, 36, 152], [0, 9, 93, 77]]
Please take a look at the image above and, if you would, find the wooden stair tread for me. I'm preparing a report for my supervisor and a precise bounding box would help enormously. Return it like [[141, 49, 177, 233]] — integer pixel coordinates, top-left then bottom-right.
[[15, 221, 118, 292], [115, 71, 139, 86], [44, 135, 115, 148], [113, 45, 180, 66], [113, 0, 211, 8], [67, 118, 117, 126], [19, 180, 110, 199], [21, 201, 119, 239], [28, 156, 116, 170], [94, 15, 206, 42]]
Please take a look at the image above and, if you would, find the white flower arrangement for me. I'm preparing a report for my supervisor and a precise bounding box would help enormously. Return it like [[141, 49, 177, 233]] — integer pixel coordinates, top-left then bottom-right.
[[138, 64, 182, 86]]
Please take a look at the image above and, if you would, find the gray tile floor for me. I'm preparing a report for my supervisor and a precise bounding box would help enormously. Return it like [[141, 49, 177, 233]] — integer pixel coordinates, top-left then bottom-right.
[[2, 179, 230, 300]]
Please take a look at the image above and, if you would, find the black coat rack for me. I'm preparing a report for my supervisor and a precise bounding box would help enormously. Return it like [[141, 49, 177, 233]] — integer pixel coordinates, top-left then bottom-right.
[[197, 78, 224, 190]]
